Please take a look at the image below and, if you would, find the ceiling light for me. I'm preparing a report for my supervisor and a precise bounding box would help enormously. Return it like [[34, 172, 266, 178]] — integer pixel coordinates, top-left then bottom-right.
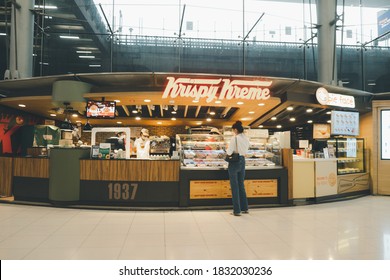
[[132, 110, 138, 114], [34, 5, 58, 9], [327, 120, 332, 123], [83, 120, 93, 132], [18, 104, 26, 107], [306, 108, 313, 113], [259, 125, 264, 128], [326, 111, 331, 115], [50, 114, 56, 117], [290, 117, 296, 121], [117, 121, 122, 124], [72, 114, 78, 117], [76, 50, 92, 54], [206, 118, 212, 122], [237, 101, 244, 105], [210, 112, 216, 115], [144, 99, 151, 103], [271, 117, 277, 120], [114, 100, 120, 103], [192, 100, 199, 103], [89, 64, 101, 68], [171, 111, 177, 114], [287, 106, 294, 111], [76, 120, 82, 123], [0, 33, 6, 36], [215, 100, 222, 104], [157, 121, 162, 125], [307, 120, 313, 123], [249, 111, 254, 114], [258, 103, 265, 106], [60, 35, 80, 40], [135, 117, 141, 120], [276, 125, 282, 128], [196, 122, 202, 125], [171, 117, 176, 121], [79, 55, 95, 59]]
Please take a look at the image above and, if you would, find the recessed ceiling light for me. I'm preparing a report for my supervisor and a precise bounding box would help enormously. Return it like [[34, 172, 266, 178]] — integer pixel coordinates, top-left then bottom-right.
[[307, 120, 313, 123], [237, 101, 244, 105], [258, 103, 265, 106], [132, 110, 138, 114], [114, 100, 120, 103], [171, 111, 177, 114], [76, 50, 92, 54], [18, 104, 26, 107], [210, 112, 216, 115], [72, 114, 78, 117], [78, 55, 95, 59], [259, 125, 264, 128], [135, 116, 141, 120], [306, 108, 313, 113], [157, 121, 162, 125], [171, 117, 176, 121], [271, 117, 277, 120], [206, 118, 212, 122], [276, 125, 282, 128], [287, 106, 294, 111], [144, 99, 151, 102], [196, 122, 202, 125], [117, 121, 122, 124], [50, 114, 56, 117], [60, 35, 80, 40], [76, 120, 81, 123], [249, 111, 255, 114], [215, 100, 222, 104], [326, 111, 331, 115], [290, 117, 296, 121], [327, 120, 332, 123], [192, 100, 199, 103]]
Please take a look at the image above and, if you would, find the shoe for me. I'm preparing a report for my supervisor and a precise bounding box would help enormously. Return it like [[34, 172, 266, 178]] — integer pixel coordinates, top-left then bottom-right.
[[242, 210, 249, 214], [231, 212, 241, 216]]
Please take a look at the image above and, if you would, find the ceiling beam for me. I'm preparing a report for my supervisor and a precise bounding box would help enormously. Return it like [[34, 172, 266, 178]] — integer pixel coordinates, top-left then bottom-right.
[[122, 105, 130, 116], [195, 106, 201, 118]]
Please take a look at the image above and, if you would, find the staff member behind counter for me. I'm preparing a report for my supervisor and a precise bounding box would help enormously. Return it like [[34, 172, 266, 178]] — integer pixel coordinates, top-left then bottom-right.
[[133, 128, 150, 159]]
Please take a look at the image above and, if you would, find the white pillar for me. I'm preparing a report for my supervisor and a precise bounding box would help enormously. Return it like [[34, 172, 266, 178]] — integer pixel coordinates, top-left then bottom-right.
[[316, 0, 338, 85], [9, 0, 34, 79]]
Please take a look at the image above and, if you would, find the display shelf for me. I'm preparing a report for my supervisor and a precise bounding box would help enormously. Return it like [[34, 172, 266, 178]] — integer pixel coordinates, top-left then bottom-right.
[[327, 138, 365, 175]]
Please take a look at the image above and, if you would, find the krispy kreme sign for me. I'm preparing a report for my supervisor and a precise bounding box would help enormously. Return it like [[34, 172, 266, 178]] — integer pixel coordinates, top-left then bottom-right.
[[162, 77, 272, 103]]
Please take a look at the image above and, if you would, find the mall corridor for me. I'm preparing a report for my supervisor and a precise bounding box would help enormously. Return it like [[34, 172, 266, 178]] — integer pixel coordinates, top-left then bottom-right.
[[0, 195, 389, 260]]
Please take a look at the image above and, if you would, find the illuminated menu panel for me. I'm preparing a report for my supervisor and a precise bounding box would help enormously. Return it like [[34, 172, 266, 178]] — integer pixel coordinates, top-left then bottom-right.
[[381, 110, 390, 160], [331, 111, 359, 136]]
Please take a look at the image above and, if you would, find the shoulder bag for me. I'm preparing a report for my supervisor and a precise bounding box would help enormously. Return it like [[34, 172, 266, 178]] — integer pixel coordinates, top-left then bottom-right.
[[225, 136, 240, 162]]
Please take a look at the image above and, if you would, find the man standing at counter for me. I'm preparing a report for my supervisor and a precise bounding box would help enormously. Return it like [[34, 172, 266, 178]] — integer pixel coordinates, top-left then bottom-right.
[[133, 128, 150, 159]]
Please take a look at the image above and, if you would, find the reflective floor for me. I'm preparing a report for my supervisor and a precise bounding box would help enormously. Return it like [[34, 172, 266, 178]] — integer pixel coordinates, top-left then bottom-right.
[[1, 196, 390, 260]]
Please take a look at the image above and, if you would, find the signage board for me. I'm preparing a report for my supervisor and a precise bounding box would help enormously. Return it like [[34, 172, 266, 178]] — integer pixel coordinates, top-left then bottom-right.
[[316, 87, 355, 108], [378, 10, 390, 38], [331, 110, 359, 136], [381, 110, 390, 160], [163, 77, 272, 103]]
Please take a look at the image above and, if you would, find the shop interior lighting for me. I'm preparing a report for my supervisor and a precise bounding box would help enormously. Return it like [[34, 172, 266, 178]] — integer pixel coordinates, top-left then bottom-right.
[[307, 120, 313, 123], [306, 108, 313, 113], [326, 111, 332, 115], [276, 125, 282, 128], [89, 64, 101, 68], [144, 99, 151, 102], [114, 100, 120, 103], [72, 114, 78, 117], [0, 33, 6, 36], [171, 117, 176, 121], [237, 101, 244, 105], [60, 118, 73, 131], [50, 114, 56, 117], [79, 55, 95, 59], [18, 104, 26, 107], [258, 103, 265, 106], [327, 120, 332, 123], [289, 117, 296, 121], [135, 116, 141, 120], [206, 118, 212, 122], [287, 106, 294, 111], [117, 121, 122, 124], [249, 111, 255, 114], [157, 121, 162, 125], [76, 50, 92, 54], [215, 100, 222, 104], [271, 117, 277, 120], [259, 125, 264, 128], [171, 111, 177, 114]]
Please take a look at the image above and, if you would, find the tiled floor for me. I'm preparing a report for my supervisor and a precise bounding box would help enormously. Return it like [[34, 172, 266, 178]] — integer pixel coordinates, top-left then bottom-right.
[[1, 195, 390, 260]]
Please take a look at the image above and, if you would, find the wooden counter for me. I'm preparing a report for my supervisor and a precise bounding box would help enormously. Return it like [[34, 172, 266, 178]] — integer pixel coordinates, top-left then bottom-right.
[[80, 159, 180, 181], [0, 157, 13, 197]]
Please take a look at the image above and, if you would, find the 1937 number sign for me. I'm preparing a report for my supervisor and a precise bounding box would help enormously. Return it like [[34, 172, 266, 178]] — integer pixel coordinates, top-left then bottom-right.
[[107, 183, 138, 200]]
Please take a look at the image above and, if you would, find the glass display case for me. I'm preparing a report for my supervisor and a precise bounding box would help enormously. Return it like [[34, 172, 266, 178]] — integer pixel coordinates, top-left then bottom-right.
[[327, 138, 365, 175], [176, 134, 227, 168]]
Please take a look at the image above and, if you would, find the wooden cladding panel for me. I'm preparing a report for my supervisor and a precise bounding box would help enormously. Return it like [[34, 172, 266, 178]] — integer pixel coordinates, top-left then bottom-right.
[[282, 149, 294, 200], [13, 158, 49, 178], [80, 160, 180, 182], [0, 157, 13, 196]]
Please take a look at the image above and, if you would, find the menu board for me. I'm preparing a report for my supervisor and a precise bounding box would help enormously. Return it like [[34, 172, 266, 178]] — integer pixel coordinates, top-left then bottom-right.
[[381, 110, 390, 160], [313, 123, 331, 139], [86, 100, 116, 118], [331, 111, 359, 136]]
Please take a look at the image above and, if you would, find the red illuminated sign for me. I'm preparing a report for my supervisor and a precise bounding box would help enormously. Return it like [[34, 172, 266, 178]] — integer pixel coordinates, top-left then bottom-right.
[[162, 77, 272, 103]]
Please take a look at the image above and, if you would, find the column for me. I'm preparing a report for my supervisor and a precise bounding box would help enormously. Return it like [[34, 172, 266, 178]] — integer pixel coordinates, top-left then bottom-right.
[[9, 0, 34, 79], [316, 0, 338, 85]]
